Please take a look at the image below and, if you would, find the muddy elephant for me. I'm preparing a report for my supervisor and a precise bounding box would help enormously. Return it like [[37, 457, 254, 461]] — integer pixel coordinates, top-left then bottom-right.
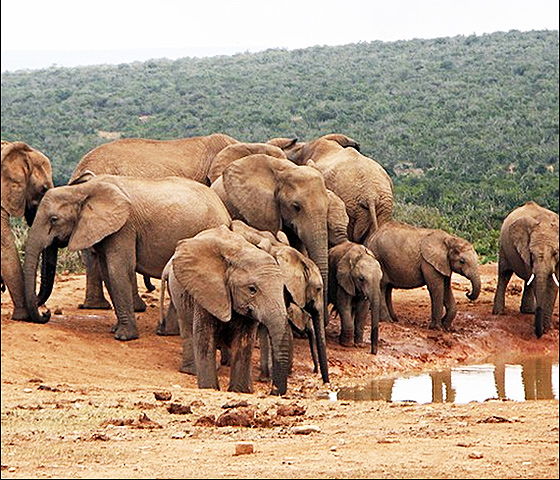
[[269, 133, 394, 243], [69, 132, 238, 311], [492, 201, 559, 337], [23, 173, 231, 341], [160, 225, 292, 395], [230, 220, 329, 383], [328, 240, 383, 354], [366, 220, 481, 330], [211, 153, 349, 326], [1, 141, 53, 320]]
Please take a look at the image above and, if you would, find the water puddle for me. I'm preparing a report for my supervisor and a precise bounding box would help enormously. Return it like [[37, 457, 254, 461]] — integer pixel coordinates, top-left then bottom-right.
[[337, 354, 559, 404]]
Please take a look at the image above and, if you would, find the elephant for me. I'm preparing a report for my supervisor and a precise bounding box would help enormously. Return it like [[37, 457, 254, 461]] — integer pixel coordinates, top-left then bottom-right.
[[1, 140, 53, 320], [230, 219, 329, 383], [23, 173, 232, 341], [328, 240, 383, 354], [492, 201, 559, 337], [365, 220, 481, 331], [159, 225, 292, 395], [268, 133, 395, 243], [69, 132, 239, 311], [208, 142, 287, 183], [211, 153, 350, 331]]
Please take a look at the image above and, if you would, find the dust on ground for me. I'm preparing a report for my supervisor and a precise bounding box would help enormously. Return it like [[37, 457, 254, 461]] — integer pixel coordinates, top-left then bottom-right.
[[1, 263, 558, 479]]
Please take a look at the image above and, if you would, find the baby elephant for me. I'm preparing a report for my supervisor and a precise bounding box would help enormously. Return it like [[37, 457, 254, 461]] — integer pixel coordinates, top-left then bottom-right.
[[160, 225, 293, 396], [366, 220, 481, 331], [328, 241, 383, 354]]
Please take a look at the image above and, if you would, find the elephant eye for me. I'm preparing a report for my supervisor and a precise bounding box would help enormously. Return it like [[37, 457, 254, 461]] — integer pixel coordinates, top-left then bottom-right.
[[248, 285, 258, 295], [459, 258, 466, 264], [292, 202, 301, 212], [50, 215, 59, 225]]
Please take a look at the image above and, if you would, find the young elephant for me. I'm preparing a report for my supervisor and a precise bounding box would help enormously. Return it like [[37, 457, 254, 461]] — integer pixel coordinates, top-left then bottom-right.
[[230, 220, 329, 384], [366, 220, 481, 331], [492, 201, 559, 337], [23, 173, 231, 341], [160, 225, 292, 395], [328, 241, 383, 354]]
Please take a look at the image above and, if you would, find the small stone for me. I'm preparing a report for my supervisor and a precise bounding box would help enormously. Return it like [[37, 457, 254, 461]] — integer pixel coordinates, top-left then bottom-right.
[[234, 442, 254, 455], [291, 425, 321, 434], [468, 451, 484, 459], [154, 390, 172, 401], [171, 431, 186, 439]]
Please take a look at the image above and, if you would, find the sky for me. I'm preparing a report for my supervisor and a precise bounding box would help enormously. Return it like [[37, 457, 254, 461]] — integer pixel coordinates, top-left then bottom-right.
[[2, 0, 559, 72]]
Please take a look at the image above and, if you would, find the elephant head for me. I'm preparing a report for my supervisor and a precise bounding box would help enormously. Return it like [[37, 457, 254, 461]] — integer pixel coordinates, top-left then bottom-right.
[[212, 154, 346, 329], [421, 231, 481, 302], [509, 211, 559, 337], [230, 219, 329, 383], [171, 225, 292, 395], [23, 177, 131, 323], [1, 141, 54, 225], [328, 241, 383, 354]]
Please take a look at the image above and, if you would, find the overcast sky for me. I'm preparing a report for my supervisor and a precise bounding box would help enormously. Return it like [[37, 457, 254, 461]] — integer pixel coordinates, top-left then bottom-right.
[[2, 0, 558, 72]]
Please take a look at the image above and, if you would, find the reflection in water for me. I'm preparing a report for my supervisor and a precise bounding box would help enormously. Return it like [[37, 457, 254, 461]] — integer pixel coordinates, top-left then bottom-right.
[[337, 355, 559, 404]]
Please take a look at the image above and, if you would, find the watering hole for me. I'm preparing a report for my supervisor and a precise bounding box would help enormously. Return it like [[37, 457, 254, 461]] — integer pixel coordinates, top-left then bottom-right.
[[337, 354, 559, 404]]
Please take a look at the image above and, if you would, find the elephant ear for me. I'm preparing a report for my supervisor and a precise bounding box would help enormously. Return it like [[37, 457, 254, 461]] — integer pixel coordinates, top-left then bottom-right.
[[68, 180, 132, 251], [274, 246, 307, 307], [420, 230, 451, 276], [329, 242, 356, 296], [509, 217, 537, 266], [323, 133, 361, 152], [1, 141, 32, 217], [222, 154, 282, 232], [172, 227, 234, 322]]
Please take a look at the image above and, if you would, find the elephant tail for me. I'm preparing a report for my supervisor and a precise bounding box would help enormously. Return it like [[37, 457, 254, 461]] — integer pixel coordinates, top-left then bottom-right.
[[157, 261, 172, 334]]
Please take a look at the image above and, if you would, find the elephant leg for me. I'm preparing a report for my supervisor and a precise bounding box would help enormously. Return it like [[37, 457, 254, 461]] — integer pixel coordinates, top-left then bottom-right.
[[79, 248, 112, 310], [228, 319, 258, 393], [385, 285, 398, 322], [1, 220, 28, 320], [193, 305, 219, 390], [304, 322, 319, 374], [520, 281, 536, 314], [176, 295, 196, 374], [427, 279, 445, 330], [492, 263, 513, 315], [156, 301, 180, 336], [441, 278, 457, 331], [98, 241, 139, 341], [132, 274, 147, 313], [337, 289, 355, 347], [257, 323, 272, 382], [354, 298, 368, 347]]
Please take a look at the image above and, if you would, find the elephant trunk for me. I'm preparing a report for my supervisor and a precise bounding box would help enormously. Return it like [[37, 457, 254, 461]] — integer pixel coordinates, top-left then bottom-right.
[[23, 229, 51, 323], [262, 312, 293, 396], [369, 287, 381, 355], [532, 271, 559, 338], [310, 304, 329, 383], [36, 244, 59, 306], [466, 270, 481, 301]]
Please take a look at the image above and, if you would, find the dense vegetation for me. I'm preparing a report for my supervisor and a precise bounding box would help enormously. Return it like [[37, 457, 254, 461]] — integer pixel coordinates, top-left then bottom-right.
[[2, 30, 558, 263]]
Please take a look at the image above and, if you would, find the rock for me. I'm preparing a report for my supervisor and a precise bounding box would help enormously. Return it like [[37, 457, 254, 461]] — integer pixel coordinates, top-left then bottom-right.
[[154, 390, 172, 401], [234, 442, 254, 455], [291, 425, 321, 434], [167, 403, 192, 415], [468, 451, 484, 459]]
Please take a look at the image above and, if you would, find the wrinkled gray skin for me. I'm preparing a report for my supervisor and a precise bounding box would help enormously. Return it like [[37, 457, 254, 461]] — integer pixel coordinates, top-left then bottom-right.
[[366, 220, 481, 331], [328, 241, 383, 354], [1, 141, 54, 321], [69, 133, 238, 311], [212, 153, 349, 340], [269, 134, 394, 243], [160, 226, 292, 395], [23, 174, 231, 341], [492, 201, 559, 337], [230, 220, 329, 383]]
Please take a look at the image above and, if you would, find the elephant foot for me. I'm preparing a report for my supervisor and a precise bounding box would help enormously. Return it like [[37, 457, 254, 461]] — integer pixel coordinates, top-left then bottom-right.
[[428, 321, 442, 330], [155, 321, 179, 336], [339, 335, 354, 348], [133, 297, 147, 313], [520, 305, 535, 314], [354, 341, 368, 349], [112, 324, 139, 341], [257, 371, 271, 382], [11, 306, 32, 321], [179, 363, 197, 375], [79, 298, 112, 310], [491, 305, 504, 315]]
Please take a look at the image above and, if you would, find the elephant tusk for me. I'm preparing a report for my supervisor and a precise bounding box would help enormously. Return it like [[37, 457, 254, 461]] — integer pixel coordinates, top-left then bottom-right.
[[527, 273, 535, 285], [553, 272, 559, 287]]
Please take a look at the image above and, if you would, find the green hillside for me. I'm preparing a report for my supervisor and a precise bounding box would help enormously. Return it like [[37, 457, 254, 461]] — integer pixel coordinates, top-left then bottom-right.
[[2, 29, 558, 261]]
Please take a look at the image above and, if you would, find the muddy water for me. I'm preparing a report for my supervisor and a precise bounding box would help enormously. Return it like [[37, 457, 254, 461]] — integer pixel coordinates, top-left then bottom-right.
[[337, 354, 559, 403]]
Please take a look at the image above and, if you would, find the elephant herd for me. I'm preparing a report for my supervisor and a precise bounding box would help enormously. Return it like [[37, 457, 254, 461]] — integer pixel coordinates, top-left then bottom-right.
[[1, 134, 558, 396]]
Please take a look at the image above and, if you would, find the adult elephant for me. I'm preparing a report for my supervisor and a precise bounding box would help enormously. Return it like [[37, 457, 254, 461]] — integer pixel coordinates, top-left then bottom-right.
[[211, 153, 349, 329], [366, 220, 481, 331], [269, 133, 394, 243], [70, 132, 238, 310], [492, 201, 559, 337], [160, 225, 292, 395], [1, 141, 54, 320], [328, 240, 383, 354], [23, 173, 231, 341], [230, 220, 329, 384]]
